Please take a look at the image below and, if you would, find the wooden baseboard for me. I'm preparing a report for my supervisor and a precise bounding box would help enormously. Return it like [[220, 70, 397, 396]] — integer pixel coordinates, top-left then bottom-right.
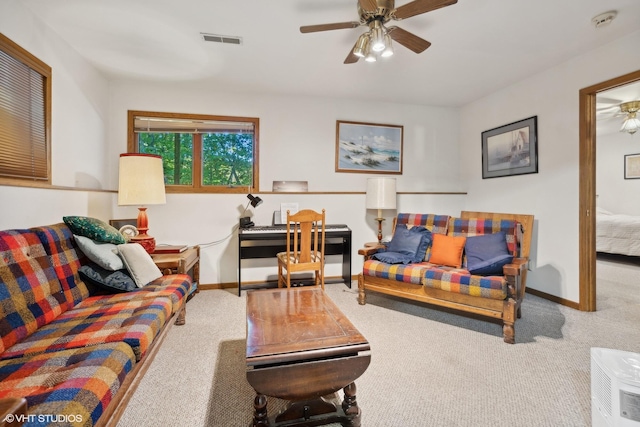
[[197, 276, 358, 291], [525, 288, 580, 310]]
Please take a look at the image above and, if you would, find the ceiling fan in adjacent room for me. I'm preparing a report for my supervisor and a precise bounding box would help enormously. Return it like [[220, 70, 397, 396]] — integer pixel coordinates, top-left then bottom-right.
[[597, 97, 640, 135], [300, 0, 458, 64]]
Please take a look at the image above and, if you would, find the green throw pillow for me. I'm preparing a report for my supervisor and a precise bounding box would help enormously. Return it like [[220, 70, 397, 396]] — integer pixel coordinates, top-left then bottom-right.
[[63, 216, 126, 245]]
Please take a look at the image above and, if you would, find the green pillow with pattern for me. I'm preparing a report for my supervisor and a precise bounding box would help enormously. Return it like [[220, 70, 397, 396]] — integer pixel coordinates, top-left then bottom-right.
[[63, 216, 126, 245]]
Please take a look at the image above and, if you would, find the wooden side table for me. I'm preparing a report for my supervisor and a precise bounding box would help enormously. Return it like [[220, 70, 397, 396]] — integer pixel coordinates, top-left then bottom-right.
[[0, 397, 27, 427], [151, 246, 200, 294]]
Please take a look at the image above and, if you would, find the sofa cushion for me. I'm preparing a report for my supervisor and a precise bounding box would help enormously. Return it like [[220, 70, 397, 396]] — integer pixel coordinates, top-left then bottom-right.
[[0, 342, 135, 427], [75, 274, 193, 313], [465, 232, 514, 275], [396, 213, 449, 235], [79, 264, 137, 293], [424, 268, 507, 300], [362, 259, 431, 285], [0, 230, 68, 354], [429, 234, 466, 268], [74, 234, 124, 271], [31, 224, 90, 307], [135, 274, 192, 314], [74, 273, 190, 316], [1, 295, 172, 362], [116, 243, 163, 287], [62, 216, 126, 245]]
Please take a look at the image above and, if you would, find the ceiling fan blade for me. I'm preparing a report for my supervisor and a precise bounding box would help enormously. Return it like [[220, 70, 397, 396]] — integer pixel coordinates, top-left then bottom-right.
[[344, 43, 360, 64], [359, 0, 379, 12], [300, 22, 361, 33], [388, 27, 431, 53], [394, 0, 457, 20], [596, 96, 622, 105]]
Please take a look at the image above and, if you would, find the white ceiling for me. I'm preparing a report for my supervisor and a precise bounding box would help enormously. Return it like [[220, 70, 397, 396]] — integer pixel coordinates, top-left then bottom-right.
[[22, 0, 640, 108]]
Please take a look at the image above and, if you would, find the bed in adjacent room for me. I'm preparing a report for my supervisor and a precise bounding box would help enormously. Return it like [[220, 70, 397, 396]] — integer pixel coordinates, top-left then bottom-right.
[[596, 207, 640, 257]]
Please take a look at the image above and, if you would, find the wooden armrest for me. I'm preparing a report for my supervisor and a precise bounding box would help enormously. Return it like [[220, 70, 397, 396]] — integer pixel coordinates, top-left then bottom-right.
[[358, 246, 382, 256], [503, 258, 527, 276], [0, 397, 27, 427]]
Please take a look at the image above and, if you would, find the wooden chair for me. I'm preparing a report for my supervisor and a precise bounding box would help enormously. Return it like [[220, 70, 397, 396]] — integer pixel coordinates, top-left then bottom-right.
[[277, 209, 326, 290]]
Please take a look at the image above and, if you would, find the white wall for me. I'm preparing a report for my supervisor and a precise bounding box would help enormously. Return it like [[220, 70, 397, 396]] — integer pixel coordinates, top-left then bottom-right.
[[0, 0, 115, 228], [597, 131, 640, 215], [107, 83, 465, 284], [460, 30, 640, 302], [0, 0, 111, 190], [105, 83, 463, 192]]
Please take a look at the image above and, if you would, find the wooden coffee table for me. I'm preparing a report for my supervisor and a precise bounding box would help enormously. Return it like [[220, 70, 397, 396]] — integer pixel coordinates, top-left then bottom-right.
[[246, 288, 371, 427]]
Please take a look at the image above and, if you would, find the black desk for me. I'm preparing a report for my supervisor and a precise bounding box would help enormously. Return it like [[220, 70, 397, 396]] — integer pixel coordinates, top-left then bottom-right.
[[237, 224, 352, 296]]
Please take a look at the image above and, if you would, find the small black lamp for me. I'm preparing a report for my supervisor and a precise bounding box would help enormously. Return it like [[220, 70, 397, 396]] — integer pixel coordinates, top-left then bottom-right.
[[247, 193, 263, 208], [240, 194, 263, 228]]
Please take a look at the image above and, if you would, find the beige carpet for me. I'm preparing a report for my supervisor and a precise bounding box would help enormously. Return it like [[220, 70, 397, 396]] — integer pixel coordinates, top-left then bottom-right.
[[117, 259, 640, 427]]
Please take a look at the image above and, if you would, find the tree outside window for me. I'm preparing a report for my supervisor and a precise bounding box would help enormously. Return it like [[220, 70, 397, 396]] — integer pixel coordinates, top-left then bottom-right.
[[128, 111, 259, 193]]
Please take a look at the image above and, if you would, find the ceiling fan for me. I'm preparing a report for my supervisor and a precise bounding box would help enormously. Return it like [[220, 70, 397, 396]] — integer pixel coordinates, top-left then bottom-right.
[[596, 97, 640, 135], [300, 0, 458, 64]]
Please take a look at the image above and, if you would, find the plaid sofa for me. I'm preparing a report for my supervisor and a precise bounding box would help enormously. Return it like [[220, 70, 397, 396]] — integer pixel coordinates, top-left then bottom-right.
[[362, 214, 520, 299], [359, 212, 532, 344], [0, 223, 192, 426]]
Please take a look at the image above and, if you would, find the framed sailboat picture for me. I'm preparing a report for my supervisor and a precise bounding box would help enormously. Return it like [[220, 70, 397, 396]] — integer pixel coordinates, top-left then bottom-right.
[[482, 116, 538, 179]]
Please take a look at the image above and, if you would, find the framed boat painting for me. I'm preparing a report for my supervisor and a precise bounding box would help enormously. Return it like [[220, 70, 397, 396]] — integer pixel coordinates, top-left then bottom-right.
[[335, 120, 403, 174]]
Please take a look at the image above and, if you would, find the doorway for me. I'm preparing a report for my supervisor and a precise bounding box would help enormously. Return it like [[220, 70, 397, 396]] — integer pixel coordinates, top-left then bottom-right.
[[579, 69, 640, 311]]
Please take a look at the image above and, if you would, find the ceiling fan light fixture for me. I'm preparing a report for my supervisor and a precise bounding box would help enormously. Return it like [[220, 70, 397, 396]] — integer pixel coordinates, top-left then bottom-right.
[[620, 101, 640, 135], [365, 48, 377, 62], [353, 33, 369, 58], [370, 21, 386, 52], [620, 114, 640, 135], [381, 34, 394, 57]]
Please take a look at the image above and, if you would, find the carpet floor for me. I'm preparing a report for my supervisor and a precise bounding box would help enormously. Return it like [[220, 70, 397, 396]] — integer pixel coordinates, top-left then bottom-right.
[[117, 259, 640, 427]]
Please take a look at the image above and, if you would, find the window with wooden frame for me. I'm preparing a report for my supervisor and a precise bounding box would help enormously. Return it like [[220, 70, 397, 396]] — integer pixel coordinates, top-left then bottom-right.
[[127, 111, 259, 193], [0, 33, 52, 185]]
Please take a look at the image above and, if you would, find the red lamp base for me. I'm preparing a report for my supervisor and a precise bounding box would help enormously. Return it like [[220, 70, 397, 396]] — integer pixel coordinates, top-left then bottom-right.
[[132, 206, 156, 253], [130, 234, 156, 254]]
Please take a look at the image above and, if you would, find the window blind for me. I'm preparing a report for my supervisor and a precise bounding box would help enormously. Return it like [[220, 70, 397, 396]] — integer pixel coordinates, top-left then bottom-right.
[[0, 34, 51, 182]]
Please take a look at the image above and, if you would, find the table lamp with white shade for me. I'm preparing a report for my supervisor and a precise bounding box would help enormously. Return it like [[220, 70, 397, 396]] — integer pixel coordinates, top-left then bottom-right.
[[366, 177, 397, 244], [118, 153, 166, 253]]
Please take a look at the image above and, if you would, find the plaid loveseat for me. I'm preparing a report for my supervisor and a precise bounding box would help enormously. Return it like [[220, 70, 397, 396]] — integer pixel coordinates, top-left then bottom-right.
[[358, 211, 533, 344], [0, 223, 192, 426]]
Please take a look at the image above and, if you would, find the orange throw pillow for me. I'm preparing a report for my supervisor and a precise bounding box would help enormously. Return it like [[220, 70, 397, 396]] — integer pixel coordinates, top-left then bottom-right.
[[429, 234, 466, 268]]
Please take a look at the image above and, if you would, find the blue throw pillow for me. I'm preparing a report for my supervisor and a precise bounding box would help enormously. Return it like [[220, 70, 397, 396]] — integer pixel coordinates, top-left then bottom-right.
[[468, 254, 514, 275], [79, 263, 137, 292], [465, 232, 513, 275], [386, 224, 432, 263], [372, 251, 415, 264], [408, 226, 432, 263]]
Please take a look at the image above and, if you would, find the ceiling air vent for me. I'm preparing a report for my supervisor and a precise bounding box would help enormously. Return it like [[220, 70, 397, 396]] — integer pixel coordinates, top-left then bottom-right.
[[201, 33, 242, 45]]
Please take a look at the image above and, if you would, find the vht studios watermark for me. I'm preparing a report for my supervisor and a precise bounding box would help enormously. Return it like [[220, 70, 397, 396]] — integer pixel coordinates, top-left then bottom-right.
[[4, 413, 83, 424]]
